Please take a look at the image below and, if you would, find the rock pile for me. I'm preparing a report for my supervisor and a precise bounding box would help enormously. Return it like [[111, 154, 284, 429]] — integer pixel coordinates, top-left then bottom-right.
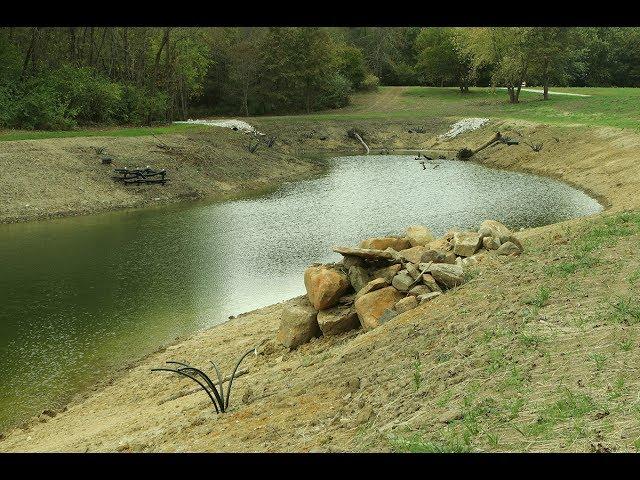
[[276, 220, 524, 349]]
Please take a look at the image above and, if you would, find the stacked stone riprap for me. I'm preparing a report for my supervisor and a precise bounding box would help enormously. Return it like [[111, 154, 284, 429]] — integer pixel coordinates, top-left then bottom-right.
[[276, 220, 523, 349]]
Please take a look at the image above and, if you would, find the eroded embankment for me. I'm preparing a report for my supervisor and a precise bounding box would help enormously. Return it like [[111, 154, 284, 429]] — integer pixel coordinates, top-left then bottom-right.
[[2, 119, 640, 452], [0, 118, 451, 224]]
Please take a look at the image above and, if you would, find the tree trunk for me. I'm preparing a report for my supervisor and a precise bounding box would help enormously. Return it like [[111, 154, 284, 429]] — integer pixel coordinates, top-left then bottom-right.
[[542, 58, 550, 100], [507, 86, 516, 104], [20, 27, 39, 80], [154, 27, 171, 82], [515, 84, 522, 103]]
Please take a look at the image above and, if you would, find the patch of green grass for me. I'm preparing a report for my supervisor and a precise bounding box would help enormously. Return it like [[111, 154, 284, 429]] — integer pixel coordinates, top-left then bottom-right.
[[437, 389, 454, 408], [591, 353, 607, 371], [610, 296, 640, 325], [521, 388, 597, 437], [545, 212, 640, 277], [0, 123, 206, 142], [524, 286, 551, 309], [485, 348, 507, 374], [389, 434, 472, 453], [413, 360, 423, 391], [608, 375, 627, 400], [519, 332, 549, 350], [620, 338, 634, 352], [11, 86, 640, 142]]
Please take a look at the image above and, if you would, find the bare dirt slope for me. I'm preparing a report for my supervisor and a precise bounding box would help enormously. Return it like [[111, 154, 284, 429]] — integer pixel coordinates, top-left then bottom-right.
[[0, 129, 324, 224], [3, 120, 640, 452]]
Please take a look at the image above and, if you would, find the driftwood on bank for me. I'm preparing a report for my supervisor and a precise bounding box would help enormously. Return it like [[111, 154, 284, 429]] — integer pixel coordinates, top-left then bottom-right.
[[457, 131, 522, 160]]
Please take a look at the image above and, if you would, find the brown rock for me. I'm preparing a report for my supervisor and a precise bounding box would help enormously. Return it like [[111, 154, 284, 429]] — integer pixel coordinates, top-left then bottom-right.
[[421, 249, 446, 263], [408, 285, 431, 297], [417, 291, 442, 304], [391, 272, 415, 292], [371, 264, 402, 283], [444, 251, 457, 264], [421, 273, 442, 292], [354, 287, 404, 330], [497, 241, 522, 256], [355, 277, 389, 300], [304, 265, 350, 310], [499, 234, 524, 252], [277, 301, 320, 349], [426, 263, 465, 289], [427, 238, 451, 251], [360, 237, 410, 251], [395, 296, 419, 313], [348, 266, 370, 292], [482, 236, 501, 250], [405, 225, 434, 247], [317, 304, 360, 336], [405, 262, 422, 280], [479, 219, 511, 239], [333, 246, 397, 262], [340, 255, 365, 268], [452, 231, 481, 257], [398, 246, 427, 264]]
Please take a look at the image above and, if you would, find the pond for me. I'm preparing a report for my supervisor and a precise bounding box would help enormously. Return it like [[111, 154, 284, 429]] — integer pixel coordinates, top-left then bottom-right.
[[0, 155, 602, 430]]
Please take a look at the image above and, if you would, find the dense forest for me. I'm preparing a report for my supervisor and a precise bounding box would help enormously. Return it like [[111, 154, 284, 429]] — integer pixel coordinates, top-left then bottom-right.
[[2, 27, 640, 130]]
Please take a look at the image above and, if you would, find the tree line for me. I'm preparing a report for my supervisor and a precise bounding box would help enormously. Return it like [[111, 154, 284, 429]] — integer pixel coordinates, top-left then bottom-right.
[[1, 26, 640, 129]]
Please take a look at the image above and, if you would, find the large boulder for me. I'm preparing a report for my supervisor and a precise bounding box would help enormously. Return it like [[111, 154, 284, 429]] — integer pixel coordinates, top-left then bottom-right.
[[348, 266, 370, 292], [398, 246, 427, 264], [317, 304, 360, 336], [452, 231, 481, 257], [277, 301, 321, 349], [354, 287, 404, 330], [426, 263, 465, 289], [355, 277, 389, 300], [304, 265, 350, 310], [479, 219, 511, 239], [360, 236, 411, 251], [405, 225, 434, 247]]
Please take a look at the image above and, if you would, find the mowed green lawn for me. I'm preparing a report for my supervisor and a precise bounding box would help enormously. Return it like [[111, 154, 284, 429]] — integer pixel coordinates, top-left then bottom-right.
[[300, 86, 640, 129], [2, 86, 640, 141]]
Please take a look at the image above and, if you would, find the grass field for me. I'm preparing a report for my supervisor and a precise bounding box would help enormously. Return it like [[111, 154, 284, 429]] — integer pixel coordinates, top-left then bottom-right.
[[2, 86, 640, 142]]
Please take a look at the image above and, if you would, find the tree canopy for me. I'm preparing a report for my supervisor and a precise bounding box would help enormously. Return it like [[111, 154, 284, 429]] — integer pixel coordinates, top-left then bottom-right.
[[2, 26, 640, 129]]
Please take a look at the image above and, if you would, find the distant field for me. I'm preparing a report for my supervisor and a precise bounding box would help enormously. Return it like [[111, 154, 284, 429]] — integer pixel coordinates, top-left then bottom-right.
[[304, 86, 640, 129], [2, 86, 640, 141]]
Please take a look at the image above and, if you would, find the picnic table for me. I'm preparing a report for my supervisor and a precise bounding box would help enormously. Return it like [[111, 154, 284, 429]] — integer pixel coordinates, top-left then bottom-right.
[[112, 166, 168, 185]]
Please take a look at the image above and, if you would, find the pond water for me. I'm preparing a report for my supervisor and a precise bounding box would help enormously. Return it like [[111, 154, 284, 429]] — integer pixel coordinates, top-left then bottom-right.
[[0, 155, 602, 430]]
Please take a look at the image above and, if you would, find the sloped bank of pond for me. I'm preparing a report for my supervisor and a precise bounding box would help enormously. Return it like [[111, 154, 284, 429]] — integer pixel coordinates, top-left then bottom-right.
[[0, 155, 602, 431]]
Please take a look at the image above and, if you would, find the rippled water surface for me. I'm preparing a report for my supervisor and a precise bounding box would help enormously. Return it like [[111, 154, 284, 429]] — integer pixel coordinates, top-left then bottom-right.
[[0, 155, 602, 429]]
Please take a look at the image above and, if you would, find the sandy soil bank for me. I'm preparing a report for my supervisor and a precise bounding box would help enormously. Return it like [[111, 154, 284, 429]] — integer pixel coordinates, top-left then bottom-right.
[[3, 119, 640, 452]]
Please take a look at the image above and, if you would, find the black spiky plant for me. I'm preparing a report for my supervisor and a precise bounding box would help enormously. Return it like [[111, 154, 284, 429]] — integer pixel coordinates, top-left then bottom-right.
[[152, 347, 256, 414]]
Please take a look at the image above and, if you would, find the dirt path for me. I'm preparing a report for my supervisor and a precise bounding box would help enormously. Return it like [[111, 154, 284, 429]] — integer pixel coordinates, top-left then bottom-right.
[[499, 87, 591, 97]]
